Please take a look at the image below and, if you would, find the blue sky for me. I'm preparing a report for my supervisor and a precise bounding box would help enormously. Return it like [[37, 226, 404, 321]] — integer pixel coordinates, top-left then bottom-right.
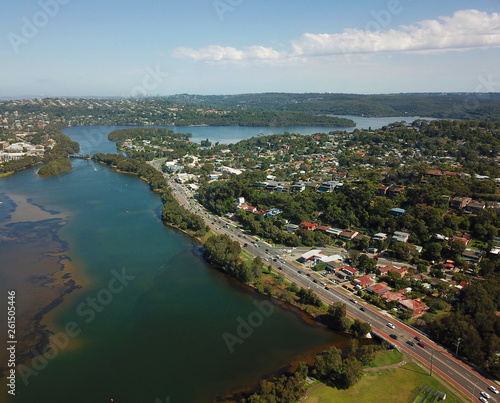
[[1, 0, 500, 97]]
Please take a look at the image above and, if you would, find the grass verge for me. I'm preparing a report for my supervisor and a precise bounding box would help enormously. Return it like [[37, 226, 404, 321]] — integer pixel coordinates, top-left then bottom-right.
[[305, 362, 464, 403], [368, 349, 404, 368]]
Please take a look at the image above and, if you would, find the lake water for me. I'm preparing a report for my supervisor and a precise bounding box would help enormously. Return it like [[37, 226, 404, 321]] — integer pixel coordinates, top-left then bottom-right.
[[63, 115, 433, 151], [0, 125, 354, 403]]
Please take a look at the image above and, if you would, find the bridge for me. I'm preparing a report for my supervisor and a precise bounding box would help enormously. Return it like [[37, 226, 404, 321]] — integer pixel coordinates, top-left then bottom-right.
[[69, 154, 92, 160]]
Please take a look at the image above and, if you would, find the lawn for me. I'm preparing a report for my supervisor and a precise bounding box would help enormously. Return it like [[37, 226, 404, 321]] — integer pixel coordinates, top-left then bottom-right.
[[305, 362, 465, 403], [368, 349, 404, 367]]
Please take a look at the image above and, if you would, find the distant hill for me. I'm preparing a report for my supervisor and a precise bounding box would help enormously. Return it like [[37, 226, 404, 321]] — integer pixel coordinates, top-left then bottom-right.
[[165, 93, 500, 121]]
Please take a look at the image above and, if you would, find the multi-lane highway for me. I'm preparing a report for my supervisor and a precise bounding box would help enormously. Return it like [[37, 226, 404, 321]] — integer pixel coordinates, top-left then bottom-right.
[[150, 161, 498, 402]]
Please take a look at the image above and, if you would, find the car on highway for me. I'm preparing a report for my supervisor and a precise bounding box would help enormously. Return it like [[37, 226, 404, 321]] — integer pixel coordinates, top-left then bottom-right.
[[488, 385, 499, 394], [480, 397, 488, 403], [349, 298, 357, 304], [480, 391, 491, 399], [414, 336, 422, 342], [416, 342, 426, 348], [312, 279, 318, 283], [297, 270, 302, 274], [406, 340, 415, 346], [278, 266, 282, 270], [359, 307, 366, 312], [387, 322, 395, 329], [243, 243, 248, 247], [324, 286, 330, 290], [389, 334, 398, 340]]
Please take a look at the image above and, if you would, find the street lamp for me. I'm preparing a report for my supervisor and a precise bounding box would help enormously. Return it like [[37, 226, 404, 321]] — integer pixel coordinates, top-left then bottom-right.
[[454, 337, 461, 356]]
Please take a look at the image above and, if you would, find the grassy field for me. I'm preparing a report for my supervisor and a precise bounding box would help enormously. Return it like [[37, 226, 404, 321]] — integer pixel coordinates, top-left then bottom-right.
[[369, 349, 404, 367], [305, 362, 465, 403]]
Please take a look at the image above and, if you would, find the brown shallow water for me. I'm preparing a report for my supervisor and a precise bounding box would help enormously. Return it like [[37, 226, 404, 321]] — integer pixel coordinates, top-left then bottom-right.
[[0, 195, 81, 380]]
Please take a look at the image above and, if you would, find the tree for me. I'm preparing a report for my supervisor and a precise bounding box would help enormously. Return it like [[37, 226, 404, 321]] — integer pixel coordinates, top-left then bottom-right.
[[297, 288, 323, 307], [314, 346, 343, 386], [338, 356, 363, 389], [327, 302, 350, 331], [392, 242, 415, 261], [348, 249, 361, 267], [350, 320, 371, 338], [358, 254, 377, 273]]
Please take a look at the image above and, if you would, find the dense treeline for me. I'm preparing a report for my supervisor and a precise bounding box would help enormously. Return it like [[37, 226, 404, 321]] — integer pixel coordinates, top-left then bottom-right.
[[43, 133, 80, 161], [38, 158, 72, 176], [241, 363, 309, 403], [0, 156, 41, 173], [204, 234, 262, 283], [172, 109, 355, 127], [92, 153, 208, 235], [167, 93, 500, 121], [0, 98, 355, 128], [428, 276, 500, 377]]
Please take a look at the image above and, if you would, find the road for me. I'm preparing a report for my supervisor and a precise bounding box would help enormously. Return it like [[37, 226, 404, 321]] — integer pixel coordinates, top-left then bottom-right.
[[149, 159, 498, 402]]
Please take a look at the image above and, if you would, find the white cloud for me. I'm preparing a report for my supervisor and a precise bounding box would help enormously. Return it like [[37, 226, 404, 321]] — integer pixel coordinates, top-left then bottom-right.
[[173, 9, 500, 62], [292, 9, 500, 56], [172, 45, 283, 62]]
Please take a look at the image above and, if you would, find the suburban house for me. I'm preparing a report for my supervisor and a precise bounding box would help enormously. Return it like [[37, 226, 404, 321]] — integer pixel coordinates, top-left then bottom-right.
[[354, 274, 375, 289], [339, 229, 359, 241], [372, 232, 388, 241], [461, 248, 483, 264], [389, 207, 406, 217], [316, 225, 332, 232], [300, 222, 318, 231], [353, 233, 370, 243], [376, 185, 390, 196], [465, 200, 485, 214], [326, 228, 343, 237], [380, 290, 406, 302], [387, 184, 405, 197], [392, 231, 410, 243], [284, 223, 299, 233], [338, 265, 359, 279], [265, 208, 283, 217], [398, 298, 429, 317], [377, 264, 408, 277], [368, 282, 391, 295], [450, 197, 472, 209], [291, 182, 306, 192], [317, 181, 341, 192]]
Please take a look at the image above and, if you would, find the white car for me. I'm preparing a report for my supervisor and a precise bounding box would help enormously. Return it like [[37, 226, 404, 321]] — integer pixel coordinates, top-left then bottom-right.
[[479, 397, 487, 403], [387, 322, 396, 329], [488, 385, 499, 394], [480, 391, 491, 399]]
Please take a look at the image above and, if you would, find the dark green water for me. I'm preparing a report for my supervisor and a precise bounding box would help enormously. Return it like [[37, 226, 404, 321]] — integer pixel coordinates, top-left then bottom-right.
[[0, 126, 346, 403]]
